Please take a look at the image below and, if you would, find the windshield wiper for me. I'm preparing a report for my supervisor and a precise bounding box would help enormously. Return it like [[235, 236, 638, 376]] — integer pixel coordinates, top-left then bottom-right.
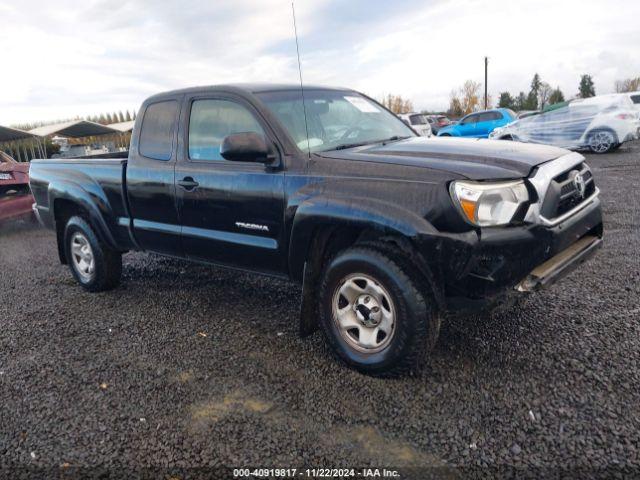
[[328, 136, 411, 152], [332, 141, 376, 151], [380, 135, 411, 145]]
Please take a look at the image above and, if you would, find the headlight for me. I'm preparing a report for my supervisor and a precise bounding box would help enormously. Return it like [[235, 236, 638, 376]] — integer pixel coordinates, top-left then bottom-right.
[[450, 180, 529, 227], [489, 128, 503, 139]]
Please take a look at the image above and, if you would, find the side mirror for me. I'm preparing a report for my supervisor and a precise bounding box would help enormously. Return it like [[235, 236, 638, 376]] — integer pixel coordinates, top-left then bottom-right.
[[220, 132, 273, 163]]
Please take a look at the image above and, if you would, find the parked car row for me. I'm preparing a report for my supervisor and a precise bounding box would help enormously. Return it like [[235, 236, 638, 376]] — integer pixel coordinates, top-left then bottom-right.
[[397, 113, 454, 137], [399, 92, 640, 155]]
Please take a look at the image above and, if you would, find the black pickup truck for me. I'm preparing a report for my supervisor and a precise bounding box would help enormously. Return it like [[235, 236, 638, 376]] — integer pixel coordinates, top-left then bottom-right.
[[30, 84, 603, 374]]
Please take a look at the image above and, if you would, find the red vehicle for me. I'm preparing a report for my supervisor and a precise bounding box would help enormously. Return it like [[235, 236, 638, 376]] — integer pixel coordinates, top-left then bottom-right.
[[0, 151, 34, 223]]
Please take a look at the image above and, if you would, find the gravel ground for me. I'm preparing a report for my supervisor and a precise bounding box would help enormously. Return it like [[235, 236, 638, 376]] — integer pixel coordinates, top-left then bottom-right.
[[1, 142, 639, 479]]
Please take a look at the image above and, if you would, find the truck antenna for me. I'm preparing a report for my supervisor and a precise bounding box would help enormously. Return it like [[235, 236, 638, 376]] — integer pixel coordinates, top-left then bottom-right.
[[291, 1, 311, 159]]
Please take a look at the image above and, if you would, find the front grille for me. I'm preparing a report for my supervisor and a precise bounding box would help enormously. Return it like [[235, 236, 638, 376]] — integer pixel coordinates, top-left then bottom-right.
[[539, 163, 596, 220]]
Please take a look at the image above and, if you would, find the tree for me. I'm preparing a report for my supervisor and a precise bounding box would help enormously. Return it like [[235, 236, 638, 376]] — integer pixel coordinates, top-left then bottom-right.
[[462, 80, 482, 113], [578, 74, 596, 98], [524, 91, 538, 110], [498, 91, 515, 109], [614, 77, 640, 93], [525, 73, 542, 110], [448, 90, 464, 117], [538, 82, 553, 110], [530, 73, 542, 96], [380, 94, 413, 114], [548, 87, 565, 105], [515, 91, 527, 111]]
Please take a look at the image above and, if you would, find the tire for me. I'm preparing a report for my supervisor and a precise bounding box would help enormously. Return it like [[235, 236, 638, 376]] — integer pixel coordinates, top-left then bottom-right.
[[439, 133, 452, 137], [64, 216, 122, 292], [587, 129, 618, 154], [318, 246, 439, 376]]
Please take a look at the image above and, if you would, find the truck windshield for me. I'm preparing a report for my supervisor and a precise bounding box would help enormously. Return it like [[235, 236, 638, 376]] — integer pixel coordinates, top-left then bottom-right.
[[256, 89, 415, 153]]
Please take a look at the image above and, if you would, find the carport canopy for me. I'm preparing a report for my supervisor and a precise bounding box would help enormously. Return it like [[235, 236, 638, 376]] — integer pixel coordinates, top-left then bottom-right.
[[29, 120, 120, 138], [0, 125, 37, 142], [107, 120, 135, 133]]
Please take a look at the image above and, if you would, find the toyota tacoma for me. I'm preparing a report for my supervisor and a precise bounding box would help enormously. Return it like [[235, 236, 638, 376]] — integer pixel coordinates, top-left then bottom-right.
[[29, 84, 603, 374]]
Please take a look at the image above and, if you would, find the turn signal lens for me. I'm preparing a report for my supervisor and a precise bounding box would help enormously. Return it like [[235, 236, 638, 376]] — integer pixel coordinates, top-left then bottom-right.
[[450, 180, 529, 227]]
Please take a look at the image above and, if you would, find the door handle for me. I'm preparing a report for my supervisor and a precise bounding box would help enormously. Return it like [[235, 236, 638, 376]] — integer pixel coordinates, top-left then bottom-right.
[[178, 177, 199, 191]]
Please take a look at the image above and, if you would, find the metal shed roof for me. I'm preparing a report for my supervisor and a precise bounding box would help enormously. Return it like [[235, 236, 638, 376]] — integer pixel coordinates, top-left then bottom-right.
[[0, 125, 37, 142], [107, 120, 135, 132], [29, 120, 120, 138]]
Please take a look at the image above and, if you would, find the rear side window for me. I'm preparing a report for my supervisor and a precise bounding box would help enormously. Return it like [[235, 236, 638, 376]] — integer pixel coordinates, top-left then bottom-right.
[[631, 95, 640, 105], [139, 100, 178, 161], [188, 99, 265, 161], [461, 114, 477, 124], [478, 111, 502, 121]]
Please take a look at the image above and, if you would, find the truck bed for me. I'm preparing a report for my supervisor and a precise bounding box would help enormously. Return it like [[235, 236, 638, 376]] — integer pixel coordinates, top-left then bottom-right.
[[29, 157, 135, 249]]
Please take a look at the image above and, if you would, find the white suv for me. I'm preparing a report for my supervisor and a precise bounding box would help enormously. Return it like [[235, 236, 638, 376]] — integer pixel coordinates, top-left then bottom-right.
[[491, 95, 640, 153], [397, 113, 432, 137]]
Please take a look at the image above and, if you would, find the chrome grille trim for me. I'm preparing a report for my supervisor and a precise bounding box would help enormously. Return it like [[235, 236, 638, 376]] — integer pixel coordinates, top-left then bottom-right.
[[524, 152, 599, 227], [538, 188, 600, 227]]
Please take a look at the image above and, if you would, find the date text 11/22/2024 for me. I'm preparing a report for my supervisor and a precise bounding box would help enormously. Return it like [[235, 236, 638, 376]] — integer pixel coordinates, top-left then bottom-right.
[[233, 467, 401, 477]]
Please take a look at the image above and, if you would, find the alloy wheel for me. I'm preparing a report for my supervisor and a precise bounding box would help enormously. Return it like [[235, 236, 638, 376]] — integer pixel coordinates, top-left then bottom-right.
[[589, 131, 615, 153], [331, 273, 396, 353], [70, 232, 95, 281]]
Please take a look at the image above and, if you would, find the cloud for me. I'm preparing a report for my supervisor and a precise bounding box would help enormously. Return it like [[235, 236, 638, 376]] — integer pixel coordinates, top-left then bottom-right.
[[0, 0, 638, 124]]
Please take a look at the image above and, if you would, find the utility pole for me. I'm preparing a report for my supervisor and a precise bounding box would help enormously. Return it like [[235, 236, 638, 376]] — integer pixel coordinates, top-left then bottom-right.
[[484, 56, 488, 110]]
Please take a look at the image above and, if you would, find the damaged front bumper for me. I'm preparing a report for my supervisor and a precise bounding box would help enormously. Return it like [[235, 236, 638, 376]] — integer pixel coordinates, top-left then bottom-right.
[[515, 234, 602, 292], [435, 192, 603, 312]]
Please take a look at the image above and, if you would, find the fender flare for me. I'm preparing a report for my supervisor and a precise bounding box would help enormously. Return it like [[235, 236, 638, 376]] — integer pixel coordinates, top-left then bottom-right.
[[288, 196, 438, 282], [290, 196, 443, 337], [47, 180, 118, 250]]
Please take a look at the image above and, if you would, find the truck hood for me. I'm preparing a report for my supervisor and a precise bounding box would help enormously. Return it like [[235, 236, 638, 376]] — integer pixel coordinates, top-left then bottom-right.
[[320, 136, 571, 180]]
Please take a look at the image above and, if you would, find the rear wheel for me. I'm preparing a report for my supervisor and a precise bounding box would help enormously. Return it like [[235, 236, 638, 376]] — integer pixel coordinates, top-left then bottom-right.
[[587, 129, 618, 153], [318, 246, 439, 375], [64, 216, 122, 292]]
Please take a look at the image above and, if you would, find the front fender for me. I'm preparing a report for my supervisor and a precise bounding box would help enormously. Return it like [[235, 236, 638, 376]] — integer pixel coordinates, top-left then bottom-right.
[[288, 195, 438, 282], [48, 180, 118, 249], [437, 127, 459, 137]]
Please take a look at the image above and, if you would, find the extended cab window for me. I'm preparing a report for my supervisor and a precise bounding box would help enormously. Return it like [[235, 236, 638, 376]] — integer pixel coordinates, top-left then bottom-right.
[[139, 100, 178, 161], [189, 99, 265, 161]]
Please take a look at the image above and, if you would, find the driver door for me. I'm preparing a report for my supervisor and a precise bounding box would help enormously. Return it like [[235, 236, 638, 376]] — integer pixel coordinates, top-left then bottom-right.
[[174, 95, 287, 274], [457, 113, 479, 137]]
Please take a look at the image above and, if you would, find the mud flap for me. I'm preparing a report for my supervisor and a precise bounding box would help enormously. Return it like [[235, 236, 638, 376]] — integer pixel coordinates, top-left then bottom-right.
[[299, 261, 320, 337]]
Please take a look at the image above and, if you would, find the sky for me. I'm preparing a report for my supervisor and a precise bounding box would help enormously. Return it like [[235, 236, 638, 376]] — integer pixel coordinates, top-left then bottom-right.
[[0, 0, 639, 125]]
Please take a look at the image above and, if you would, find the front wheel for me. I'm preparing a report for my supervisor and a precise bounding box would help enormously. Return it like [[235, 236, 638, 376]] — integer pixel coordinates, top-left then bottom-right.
[[587, 129, 618, 153], [64, 216, 122, 292], [318, 246, 440, 375]]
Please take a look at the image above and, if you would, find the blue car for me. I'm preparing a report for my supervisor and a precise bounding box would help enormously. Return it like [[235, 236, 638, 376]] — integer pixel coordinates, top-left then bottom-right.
[[437, 108, 516, 138]]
